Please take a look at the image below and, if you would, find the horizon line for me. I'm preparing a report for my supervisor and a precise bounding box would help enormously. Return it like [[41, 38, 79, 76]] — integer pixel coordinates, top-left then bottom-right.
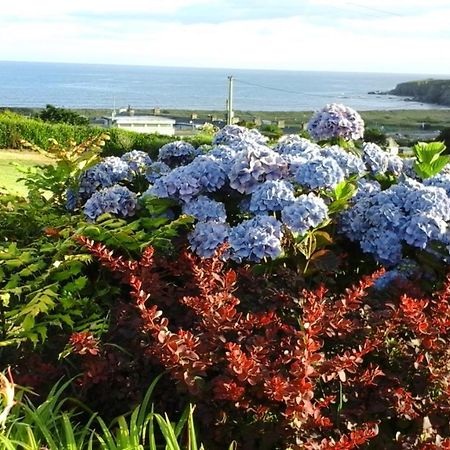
[[1, 59, 449, 78]]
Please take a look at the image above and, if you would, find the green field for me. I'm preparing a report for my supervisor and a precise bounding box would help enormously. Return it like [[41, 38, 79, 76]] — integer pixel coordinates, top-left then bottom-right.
[[0, 150, 51, 195]]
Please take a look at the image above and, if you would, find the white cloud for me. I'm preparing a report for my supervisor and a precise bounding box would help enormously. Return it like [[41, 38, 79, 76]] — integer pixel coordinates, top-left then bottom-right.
[[1, 1, 449, 74], [1, 0, 215, 19]]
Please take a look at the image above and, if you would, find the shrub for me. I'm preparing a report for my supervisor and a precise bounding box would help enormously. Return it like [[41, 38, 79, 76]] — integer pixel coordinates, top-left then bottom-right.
[[76, 238, 450, 449]]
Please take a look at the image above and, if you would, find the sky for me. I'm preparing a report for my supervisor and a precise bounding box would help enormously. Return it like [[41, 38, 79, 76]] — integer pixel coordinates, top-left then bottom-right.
[[1, 0, 449, 74]]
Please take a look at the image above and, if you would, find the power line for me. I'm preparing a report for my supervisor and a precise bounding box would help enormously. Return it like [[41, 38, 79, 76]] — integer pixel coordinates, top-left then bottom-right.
[[344, 2, 403, 17], [234, 78, 326, 98]]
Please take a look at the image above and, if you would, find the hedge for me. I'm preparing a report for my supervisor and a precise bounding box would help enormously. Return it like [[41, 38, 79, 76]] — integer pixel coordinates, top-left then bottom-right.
[[0, 112, 212, 157]]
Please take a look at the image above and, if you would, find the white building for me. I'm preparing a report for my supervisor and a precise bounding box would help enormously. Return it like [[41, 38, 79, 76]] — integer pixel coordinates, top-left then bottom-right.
[[108, 115, 176, 136]]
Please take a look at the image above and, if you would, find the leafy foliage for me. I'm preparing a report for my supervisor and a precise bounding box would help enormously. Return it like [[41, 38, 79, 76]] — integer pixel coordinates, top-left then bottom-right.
[[1, 375, 224, 450], [19, 133, 108, 206], [413, 141, 449, 179], [76, 238, 450, 449]]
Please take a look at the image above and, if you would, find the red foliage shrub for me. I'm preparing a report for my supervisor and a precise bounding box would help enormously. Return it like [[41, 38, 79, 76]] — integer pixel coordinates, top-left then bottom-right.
[[77, 236, 450, 449]]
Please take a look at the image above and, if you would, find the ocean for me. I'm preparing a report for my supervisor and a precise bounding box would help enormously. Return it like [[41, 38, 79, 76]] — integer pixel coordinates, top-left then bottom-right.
[[1, 61, 449, 112]]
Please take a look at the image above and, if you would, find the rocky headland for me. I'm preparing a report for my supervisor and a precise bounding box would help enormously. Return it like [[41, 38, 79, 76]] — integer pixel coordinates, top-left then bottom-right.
[[389, 79, 450, 106]]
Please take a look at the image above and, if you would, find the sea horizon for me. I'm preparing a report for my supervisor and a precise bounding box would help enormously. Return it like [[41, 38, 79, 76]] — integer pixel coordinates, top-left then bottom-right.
[[1, 61, 449, 112]]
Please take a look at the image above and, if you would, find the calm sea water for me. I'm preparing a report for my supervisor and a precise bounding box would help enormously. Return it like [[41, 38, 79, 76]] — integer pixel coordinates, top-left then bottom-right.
[[1, 61, 449, 111]]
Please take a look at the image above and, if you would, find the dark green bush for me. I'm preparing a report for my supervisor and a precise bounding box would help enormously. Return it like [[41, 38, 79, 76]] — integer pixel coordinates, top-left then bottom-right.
[[363, 127, 388, 146], [37, 104, 90, 126]]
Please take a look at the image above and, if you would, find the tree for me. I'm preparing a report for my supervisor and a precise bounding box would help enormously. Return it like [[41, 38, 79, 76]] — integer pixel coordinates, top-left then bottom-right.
[[38, 104, 89, 126]]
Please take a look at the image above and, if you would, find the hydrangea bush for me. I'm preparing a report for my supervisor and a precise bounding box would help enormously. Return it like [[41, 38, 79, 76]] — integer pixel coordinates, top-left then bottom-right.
[[67, 105, 450, 284]]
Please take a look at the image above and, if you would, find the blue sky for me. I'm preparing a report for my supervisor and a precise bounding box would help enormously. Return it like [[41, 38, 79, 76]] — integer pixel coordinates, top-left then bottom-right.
[[1, 0, 449, 74]]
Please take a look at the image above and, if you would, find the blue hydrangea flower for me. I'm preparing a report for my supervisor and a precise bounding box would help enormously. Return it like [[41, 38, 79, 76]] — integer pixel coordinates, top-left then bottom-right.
[[307, 103, 365, 141], [353, 179, 381, 202], [188, 221, 230, 258], [402, 214, 448, 249], [281, 193, 329, 235], [274, 135, 321, 158], [83, 185, 137, 221], [339, 177, 450, 265], [360, 229, 403, 266], [283, 154, 312, 178], [424, 172, 450, 196], [205, 145, 238, 173], [228, 216, 283, 262], [249, 180, 295, 214], [79, 157, 131, 199], [321, 146, 366, 177], [145, 161, 171, 183], [362, 143, 389, 175], [339, 197, 374, 242], [121, 150, 152, 175], [212, 125, 268, 150], [403, 181, 450, 219], [386, 155, 404, 176], [184, 156, 227, 193], [182, 196, 227, 223], [157, 141, 196, 167], [229, 145, 288, 194], [295, 156, 345, 190], [145, 165, 201, 202]]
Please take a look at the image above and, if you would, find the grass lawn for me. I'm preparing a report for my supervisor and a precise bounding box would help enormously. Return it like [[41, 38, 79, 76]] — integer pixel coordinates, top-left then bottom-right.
[[0, 149, 51, 195]]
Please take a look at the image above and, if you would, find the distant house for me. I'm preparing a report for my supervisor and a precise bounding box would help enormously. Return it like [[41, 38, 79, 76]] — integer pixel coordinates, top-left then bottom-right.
[[110, 115, 176, 136], [96, 106, 176, 136]]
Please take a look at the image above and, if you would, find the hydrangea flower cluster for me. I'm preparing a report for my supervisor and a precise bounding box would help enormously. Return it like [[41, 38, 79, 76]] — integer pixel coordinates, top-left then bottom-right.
[[307, 103, 365, 141], [188, 221, 230, 258], [146, 165, 202, 202], [83, 185, 138, 221], [295, 156, 345, 189], [147, 156, 226, 202], [281, 193, 329, 235], [79, 157, 131, 199], [249, 180, 295, 214], [424, 172, 450, 196], [339, 178, 450, 265], [321, 146, 366, 177], [362, 143, 389, 175], [121, 150, 152, 175], [145, 161, 171, 183], [157, 141, 197, 167], [206, 145, 238, 172], [228, 145, 288, 194], [212, 125, 268, 150], [182, 196, 227, 223], [228, 216, 283, 262]]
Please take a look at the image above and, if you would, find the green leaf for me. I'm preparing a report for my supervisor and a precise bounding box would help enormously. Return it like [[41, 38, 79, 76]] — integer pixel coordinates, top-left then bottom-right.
[[413, 141, 449, 179], [333, 180, 356, 201], [22, 314, 35, 331]]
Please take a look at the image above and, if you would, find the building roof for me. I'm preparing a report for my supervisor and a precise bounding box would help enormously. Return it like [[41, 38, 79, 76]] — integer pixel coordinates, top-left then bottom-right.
[[112, 115, 176, 125]]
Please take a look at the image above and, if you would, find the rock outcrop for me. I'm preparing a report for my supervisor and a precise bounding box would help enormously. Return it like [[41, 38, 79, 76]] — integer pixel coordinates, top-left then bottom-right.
[[390, 79, 450, 106]]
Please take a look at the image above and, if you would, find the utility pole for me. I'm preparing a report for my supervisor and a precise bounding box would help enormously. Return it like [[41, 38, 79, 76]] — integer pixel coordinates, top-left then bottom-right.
[[227, 75, 234, 125]]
